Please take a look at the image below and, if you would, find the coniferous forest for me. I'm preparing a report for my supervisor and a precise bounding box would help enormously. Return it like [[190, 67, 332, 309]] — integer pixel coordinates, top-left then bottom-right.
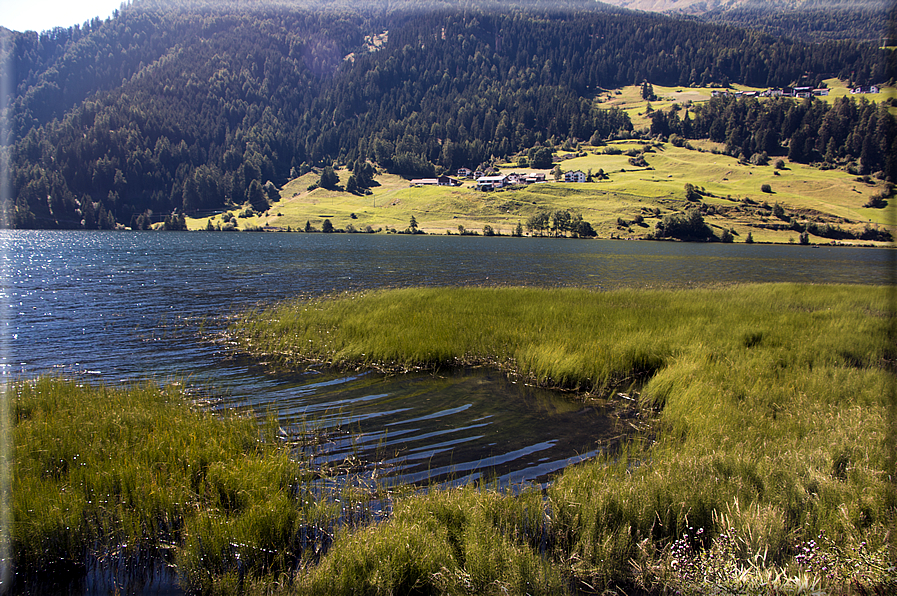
[[3, 0, 893, 229]]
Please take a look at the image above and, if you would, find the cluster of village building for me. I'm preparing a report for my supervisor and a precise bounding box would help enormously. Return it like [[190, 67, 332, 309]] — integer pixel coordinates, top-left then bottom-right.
[[410, 169, 589, 191], [711, 84, 880, 99]]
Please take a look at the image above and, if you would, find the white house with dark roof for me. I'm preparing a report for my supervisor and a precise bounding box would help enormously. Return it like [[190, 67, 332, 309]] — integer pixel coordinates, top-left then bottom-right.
[[410, 175, 460, 187], [564, 170, 587, 183], [476, 175, 507, 190]]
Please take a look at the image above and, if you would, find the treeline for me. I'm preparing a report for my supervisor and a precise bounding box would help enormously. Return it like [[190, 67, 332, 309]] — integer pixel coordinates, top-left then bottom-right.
[[6, 1, 892, 228], [648, 94, 897, 180], [699, 5, 895, 45]]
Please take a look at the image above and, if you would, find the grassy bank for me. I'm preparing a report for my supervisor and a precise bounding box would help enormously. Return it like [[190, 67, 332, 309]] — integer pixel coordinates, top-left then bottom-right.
[[230, 284, 896, 594], [10, 378, 344, 593]]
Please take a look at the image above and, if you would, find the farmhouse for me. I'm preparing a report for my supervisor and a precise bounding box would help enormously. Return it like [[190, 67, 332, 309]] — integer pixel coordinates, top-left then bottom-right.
[[456, 168, 472, 178], [476, 175, 508, 190], [564, 170, 587, 183], [410, 175, 461, 186]]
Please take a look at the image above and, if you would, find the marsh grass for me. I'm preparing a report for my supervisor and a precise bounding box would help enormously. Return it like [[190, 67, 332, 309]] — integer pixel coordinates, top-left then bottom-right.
[[231, 283, 896, 594], [10, 378, 356, 593], [15, 283, 895, 594]]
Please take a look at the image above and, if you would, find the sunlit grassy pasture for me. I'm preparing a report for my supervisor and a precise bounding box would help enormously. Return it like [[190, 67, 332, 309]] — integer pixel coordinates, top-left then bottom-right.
[[187, 77, 894, 243], [597, 79, 897, 129], [228, 283, 896, 594], [190, 139, 894, 245]]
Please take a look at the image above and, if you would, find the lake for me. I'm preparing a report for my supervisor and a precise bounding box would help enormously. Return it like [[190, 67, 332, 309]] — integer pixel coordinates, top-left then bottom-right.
[[4, 230, 894, 489]]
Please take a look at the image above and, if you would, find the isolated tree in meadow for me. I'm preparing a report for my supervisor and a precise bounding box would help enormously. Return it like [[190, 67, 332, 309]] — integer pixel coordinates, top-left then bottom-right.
[[319, 165, 339, 190], [409, 215, 418, 232], [656, 208, 714, 241], [773, 202, 787, 220], [353, 161, 376, 188], [264, 181, 280, 205], [322, 219, 334, 233], [528, 147, 553, 169], [247, 179, 269, 212], [572, 217, 596, 238], [641, 80, 655, 100], [346, 175, 358, 194]]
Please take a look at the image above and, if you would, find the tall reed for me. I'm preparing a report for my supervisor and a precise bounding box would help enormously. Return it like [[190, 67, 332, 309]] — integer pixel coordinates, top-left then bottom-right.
[[15, 283, 895, 594], [10, 378, 337, 593]]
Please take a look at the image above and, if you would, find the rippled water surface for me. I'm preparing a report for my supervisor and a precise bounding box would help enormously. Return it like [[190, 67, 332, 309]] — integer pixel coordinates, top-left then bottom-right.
[[4, 230, 893, 486]]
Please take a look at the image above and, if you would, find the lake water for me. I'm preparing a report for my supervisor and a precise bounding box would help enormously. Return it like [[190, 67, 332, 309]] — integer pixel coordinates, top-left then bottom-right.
[[4, 230, 894, 489]]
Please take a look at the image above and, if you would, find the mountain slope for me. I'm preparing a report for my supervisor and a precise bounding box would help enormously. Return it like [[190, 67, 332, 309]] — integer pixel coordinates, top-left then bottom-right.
[[5, 1, 891, 228]]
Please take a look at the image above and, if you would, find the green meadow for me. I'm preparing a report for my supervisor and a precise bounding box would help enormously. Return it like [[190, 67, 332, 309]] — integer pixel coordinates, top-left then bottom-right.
[[226, 283, 896, 594], [15, 284, 897, 593], [190, 142, 894, 245], [600, 79, 897, 130]]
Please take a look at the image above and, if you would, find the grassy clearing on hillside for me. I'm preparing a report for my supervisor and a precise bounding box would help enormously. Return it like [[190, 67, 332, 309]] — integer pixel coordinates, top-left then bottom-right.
[[597, 79, 897, 130], [191, 141, 894, 245], [187, 78, 895, 242], [228, 283, 896, 594]]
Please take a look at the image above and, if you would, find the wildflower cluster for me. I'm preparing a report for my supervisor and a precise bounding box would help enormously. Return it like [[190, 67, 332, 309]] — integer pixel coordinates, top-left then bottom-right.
[[654, 527, 822, 595], [795, 532, 897, 592], [668, 527, 705, 586]]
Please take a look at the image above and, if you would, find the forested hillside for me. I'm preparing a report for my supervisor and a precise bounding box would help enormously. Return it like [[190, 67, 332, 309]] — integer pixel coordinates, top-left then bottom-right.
[[4, 0, 892, 228], [599, 0, 894, 43]]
